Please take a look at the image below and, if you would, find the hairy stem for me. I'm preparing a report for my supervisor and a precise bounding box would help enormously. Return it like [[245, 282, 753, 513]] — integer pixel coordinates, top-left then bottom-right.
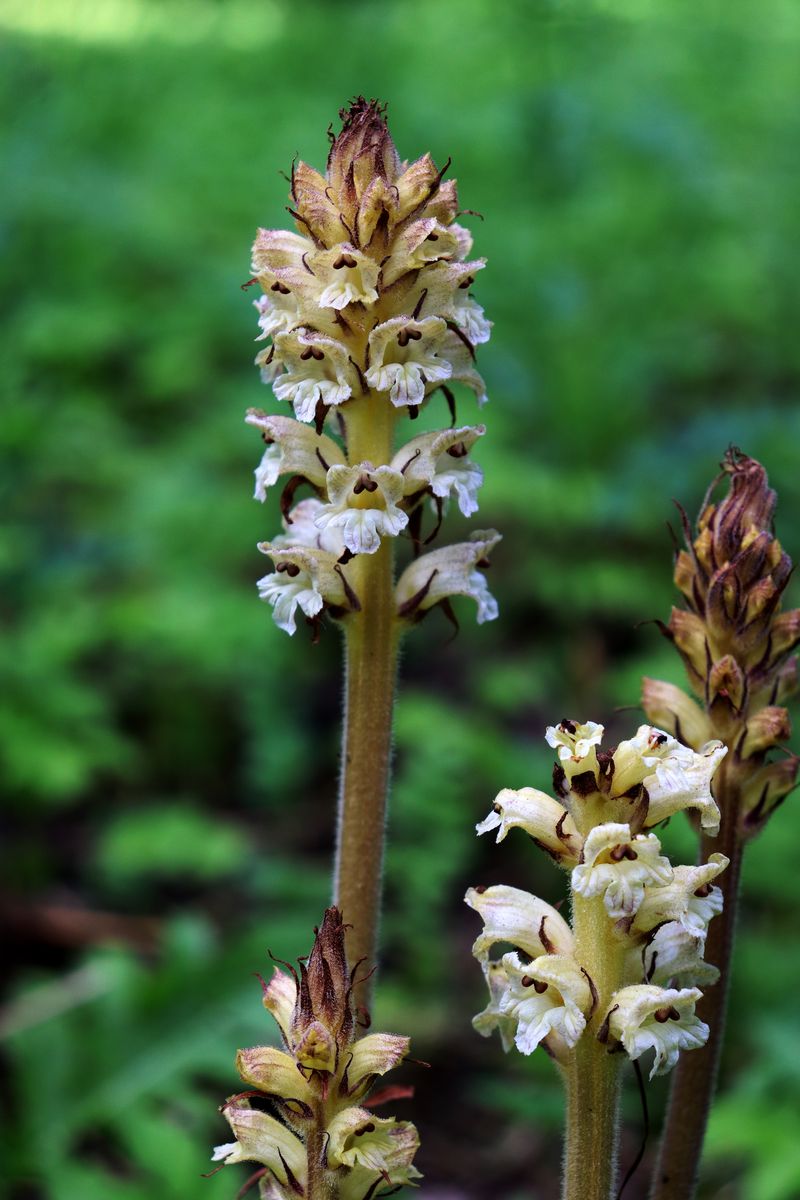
[[333, 396, 399, 1003], [649, 769, 743, 1200], [563, 893, 626, 1200]]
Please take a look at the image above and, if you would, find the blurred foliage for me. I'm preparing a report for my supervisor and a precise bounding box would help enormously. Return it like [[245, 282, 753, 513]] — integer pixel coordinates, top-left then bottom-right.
[[1, 0, 799, 1197]]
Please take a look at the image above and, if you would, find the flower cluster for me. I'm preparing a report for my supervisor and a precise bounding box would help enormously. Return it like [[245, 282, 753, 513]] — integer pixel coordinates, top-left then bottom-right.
[[247, 98, 499, 637], [212, 908, 420, 1198], [643, 448, 799, 836], [467, 721, 728, 1079]]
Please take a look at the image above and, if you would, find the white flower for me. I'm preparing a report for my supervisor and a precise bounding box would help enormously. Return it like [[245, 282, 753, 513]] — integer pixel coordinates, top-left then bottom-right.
[[571, 823, 673, 920], [609, 725, 726, 834], [633, 854, 728, 937], [245, 410, 345, 501], [639, 922, 720, 990], [607, 985, 709, 1079], [257, 500, 350, 635], [326, 1109, 421, 1196], [309, 245, 380, 309], [395, 530, 501, 624], [257, 568, 325, 636], [476, 786, 581, 864], [451, 296, 492, 345], [253, 291, 300, 341], [545, 719, 604, 782], [465, 884, 575, 962], [498, 952, 593, 1055], [314, 463, 408, 556], [381, 218, 463, 287], [438, 327, 489, 406], [215, 1103, 306, 1186], [365, 316, 451, 409], [642, 734, 727, 834], [391, 425, 485, 518], [271, 330, 356, 423]]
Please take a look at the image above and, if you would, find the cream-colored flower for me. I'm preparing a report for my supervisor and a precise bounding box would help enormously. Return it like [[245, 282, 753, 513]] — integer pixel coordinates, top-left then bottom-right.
[[214, 1103, 306, 1186], [609, 725, 726, 833], [245, 409, 345, 501], [253, 291, 300, 341], [391, 424, 485, 517], [639, 922, 720, 989], [235, 1046, 315, 1106], [606, 985, 709, 1078], [571, 822, 673, 920], [499, 952, 594, 1055], [257, 500, 351, 635], [633, 854, 728, 937], [271, 330, 356, 423], [640, 732, 726, 834], [308, 245, 380, 310], [395, 530, 500, 624], [438, 327, 489, 406], [381, 218, 463, 287], [259, 966, 296, 1042], [476, 787, 581, 864], [545, 719, 604, 783], [327, 1109, 421, 1195], [341, 1033, 411, 1100], [314, 463, 408, 556], [465, 884, 575, 961], [451, 295, 492, 345], [365, 316, 452, 409]]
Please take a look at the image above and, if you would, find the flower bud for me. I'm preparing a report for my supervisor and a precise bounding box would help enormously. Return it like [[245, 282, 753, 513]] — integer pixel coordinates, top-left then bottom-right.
[[741, 755, 800, 834], [641, 678, 712, 749], [740, 706, 791, 760]]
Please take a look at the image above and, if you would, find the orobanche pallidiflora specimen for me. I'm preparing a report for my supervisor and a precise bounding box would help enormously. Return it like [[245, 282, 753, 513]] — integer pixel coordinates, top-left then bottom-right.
[[468, 719, 728, 1200], [211, 100, 496, 1198]]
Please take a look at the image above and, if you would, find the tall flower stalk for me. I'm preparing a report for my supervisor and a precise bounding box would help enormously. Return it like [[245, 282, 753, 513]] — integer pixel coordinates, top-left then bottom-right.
[[468, 720, 728, 1200], [212, 99, 498, 1196], [249, 98, 497, 988], [645, 449, 799, 1200]]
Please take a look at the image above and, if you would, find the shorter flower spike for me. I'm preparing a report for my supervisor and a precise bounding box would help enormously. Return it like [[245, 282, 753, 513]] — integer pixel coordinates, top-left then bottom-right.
[[212, 907, 420, 1197], [469, 718, 728, 1083], [606, 985, 709, 1079]]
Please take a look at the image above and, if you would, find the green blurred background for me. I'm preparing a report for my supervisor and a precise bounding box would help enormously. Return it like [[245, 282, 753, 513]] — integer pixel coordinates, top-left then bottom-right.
[[2, 1, 799, 1197]]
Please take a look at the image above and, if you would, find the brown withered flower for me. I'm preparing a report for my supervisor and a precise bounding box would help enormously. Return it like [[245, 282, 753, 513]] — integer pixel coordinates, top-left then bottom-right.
[[211, 908, 420, 1199], [643, 446, 799, 839]]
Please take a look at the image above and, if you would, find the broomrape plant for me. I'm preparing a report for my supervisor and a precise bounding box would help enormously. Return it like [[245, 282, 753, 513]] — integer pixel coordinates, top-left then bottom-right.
[[213, 97, 797, 1200], [212, 98, 496, 1198], [468, 721, 728, 1200]]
